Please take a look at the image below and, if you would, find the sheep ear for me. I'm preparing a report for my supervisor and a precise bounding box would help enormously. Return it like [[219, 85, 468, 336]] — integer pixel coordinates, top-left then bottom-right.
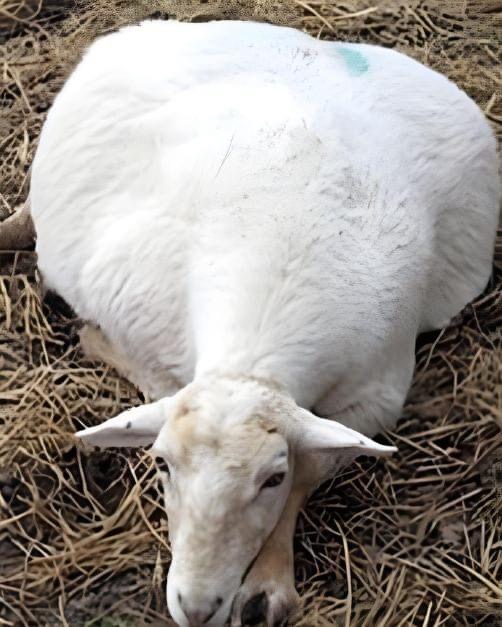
[[75, 397, 172, 448], [296, 410, 397, 458]]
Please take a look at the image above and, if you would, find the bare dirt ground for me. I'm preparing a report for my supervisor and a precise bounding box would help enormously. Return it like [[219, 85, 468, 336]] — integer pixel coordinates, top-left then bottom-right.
[[0, 1, 501, 625]]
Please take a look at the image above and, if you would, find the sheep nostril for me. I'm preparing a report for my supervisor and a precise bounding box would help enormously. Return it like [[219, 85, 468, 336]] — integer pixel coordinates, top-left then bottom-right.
[[177, 591, 224, 625]]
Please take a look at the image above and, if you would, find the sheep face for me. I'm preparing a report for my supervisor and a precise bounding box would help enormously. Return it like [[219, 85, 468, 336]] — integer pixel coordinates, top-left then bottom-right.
[[155, 411, 292, 626], [75, 375, 395, 626]]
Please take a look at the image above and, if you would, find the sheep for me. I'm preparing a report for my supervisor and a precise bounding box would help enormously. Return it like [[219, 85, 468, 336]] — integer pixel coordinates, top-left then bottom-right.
[[29, 19, 499, 627]]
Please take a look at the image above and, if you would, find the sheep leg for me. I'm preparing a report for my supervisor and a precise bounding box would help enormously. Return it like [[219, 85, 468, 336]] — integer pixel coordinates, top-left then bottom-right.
[[231, 480, 309, 627], [0, 202, 35, 250], [79, 323, 135, 382]]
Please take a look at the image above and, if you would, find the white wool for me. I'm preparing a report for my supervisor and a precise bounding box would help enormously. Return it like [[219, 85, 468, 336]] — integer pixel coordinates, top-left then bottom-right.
[[31, 20, 500, 627]]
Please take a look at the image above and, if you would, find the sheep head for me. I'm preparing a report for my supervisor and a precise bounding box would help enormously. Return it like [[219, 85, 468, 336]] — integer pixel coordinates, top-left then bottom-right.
[[75, 375, 395, 626]]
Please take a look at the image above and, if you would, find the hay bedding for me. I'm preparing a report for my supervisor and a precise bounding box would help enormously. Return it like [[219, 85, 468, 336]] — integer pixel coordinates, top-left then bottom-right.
[[0, 0, 501, 625]]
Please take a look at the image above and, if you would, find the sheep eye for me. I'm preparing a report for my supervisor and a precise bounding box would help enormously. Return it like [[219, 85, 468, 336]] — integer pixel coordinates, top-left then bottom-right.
[[261, 472, 285, 489], [155, 456, 170, 476]]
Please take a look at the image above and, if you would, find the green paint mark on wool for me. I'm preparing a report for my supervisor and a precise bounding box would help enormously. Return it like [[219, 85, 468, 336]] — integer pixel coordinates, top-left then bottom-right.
[[337, 47, 369, 76]]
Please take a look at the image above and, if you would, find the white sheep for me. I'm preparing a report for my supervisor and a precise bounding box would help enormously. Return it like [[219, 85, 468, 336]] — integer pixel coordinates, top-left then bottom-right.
[[29, 19, 499, 627]]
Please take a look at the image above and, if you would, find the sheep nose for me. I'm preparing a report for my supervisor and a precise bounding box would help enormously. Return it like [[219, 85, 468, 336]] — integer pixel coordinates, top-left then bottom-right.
[[178, 591, 223, 626]]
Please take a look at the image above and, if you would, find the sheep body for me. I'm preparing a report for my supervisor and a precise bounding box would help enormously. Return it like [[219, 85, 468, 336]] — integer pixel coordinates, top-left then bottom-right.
[[31, 21, 500, 626], [32, 19, 499, 432]]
